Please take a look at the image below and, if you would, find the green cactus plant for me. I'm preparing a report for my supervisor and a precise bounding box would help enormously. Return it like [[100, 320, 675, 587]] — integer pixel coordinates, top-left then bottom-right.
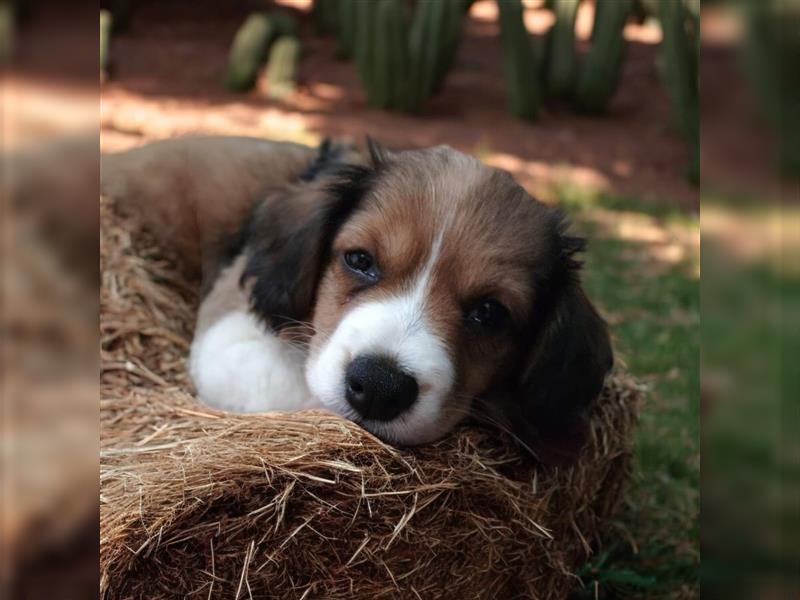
[[545, 0, 581, 97], [590, 0, 604, 41], [271, 12, 298, 38], [433, 0, 464, 93], [387, 0, 412, 110], [0, 3, 13, 65], [372, 0, 410, 109], [419, 0, 448, 102], [575, 0, 633, 113], [353, 0, 378, 104], [100, 9, 112, 80], [336, 0, 356, 58], [743, 1, 799, 178], [497, 0, 540, 120], [320, 0, 465, 112], [660, 0, 698, 138], [312, 0, 339, 35], [660, 0, 699, 183], [109, 0, 134, 34], [371, 0, 392, 109], [406, 0, 463, 111], [407, 0, 436, 110], [266, 36, 300, 100], [224, 13, 277, 91]]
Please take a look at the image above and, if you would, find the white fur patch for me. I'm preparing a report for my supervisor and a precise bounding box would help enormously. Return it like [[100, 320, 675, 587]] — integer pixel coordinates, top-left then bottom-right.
[[306, 232, 457, 444], [190, 310, 319, 413]]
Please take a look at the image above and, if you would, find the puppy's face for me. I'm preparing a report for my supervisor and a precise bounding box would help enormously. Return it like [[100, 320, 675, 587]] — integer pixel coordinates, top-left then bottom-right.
[[307, 149, 549, 444], [245, 143, 612, 461]]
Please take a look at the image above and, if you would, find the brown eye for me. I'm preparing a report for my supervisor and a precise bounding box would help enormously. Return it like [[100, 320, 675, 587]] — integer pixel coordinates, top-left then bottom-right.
[[343, 249, 380, 283], [465, 299, 509, 331]]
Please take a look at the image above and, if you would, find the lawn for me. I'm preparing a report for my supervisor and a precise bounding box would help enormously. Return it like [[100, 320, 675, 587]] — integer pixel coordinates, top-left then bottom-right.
[[700, 202, 799, 598], [558, 187, 700, 599]]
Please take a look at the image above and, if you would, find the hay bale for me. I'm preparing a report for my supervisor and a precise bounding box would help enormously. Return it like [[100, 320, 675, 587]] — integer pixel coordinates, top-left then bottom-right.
[[100, 198, 641, 599]]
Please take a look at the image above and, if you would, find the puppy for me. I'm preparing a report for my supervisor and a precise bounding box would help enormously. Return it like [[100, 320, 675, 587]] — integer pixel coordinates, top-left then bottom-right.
[[188, 138, 613, 463]]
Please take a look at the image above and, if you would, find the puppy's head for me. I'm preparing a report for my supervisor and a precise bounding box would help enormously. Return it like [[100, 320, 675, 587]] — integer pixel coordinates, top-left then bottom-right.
[[244, 141, 612, 462]]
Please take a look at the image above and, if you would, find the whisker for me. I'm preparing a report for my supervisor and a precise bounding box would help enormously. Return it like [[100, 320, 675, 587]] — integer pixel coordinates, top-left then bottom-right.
[[255, 316, 336, 349], [445, 396, 540, 460]]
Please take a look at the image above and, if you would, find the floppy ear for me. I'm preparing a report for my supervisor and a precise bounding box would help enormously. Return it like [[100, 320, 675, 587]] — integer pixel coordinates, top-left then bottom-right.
[[240, 164, 375, 330], [497, 220, 613, 465], [515, 285, 613, 464]]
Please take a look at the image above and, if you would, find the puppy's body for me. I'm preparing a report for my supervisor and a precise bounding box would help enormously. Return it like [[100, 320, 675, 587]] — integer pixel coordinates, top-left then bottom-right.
[[106, 136, 613, 462]]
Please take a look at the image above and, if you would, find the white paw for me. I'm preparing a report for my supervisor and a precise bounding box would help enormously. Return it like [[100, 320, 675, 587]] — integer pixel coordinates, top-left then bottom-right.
[[190, 310, 319, 413]]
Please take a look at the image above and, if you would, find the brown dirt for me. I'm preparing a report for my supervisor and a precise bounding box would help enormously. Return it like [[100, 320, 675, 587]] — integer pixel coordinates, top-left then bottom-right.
[[100, 0, 698, 209]]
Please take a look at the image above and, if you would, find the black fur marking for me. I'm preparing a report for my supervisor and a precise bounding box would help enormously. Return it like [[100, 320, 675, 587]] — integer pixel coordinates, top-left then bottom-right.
[[299, 138, 357, 182], [513, 284, 613, 464], [200, 139, 361, 296], [242, 163, 378, 330]]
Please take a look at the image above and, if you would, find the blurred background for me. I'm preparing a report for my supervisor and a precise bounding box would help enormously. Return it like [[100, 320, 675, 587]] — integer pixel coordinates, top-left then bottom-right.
[[1, 0, 797, 598]]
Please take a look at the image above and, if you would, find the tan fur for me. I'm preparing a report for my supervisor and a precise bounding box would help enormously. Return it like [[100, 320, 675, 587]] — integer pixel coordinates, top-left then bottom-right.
[[101, 136, 352, 275]]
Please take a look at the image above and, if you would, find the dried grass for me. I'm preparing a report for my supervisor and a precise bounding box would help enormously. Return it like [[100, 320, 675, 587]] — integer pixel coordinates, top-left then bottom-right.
[[100, 198, 641, 599]]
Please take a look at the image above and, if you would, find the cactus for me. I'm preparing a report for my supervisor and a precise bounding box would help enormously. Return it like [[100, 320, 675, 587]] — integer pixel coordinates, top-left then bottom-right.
[[385, 0, 412, 110], [419, 0, 448, 101], [371, 0, 392, 109], [497, 0, 540, 120], [266, 36, 300, 100], [109, 0, 134, 34], [407, 0, 434, 111], [0, 4, 13, 65], [331, 0, 465, 112], [660, 0, 698, 140], [224, 13, 277, 91], [355, 0, 410, 110], [433, 0, 464, 93], [353, 0, 378, 104], [590, 0, 605, 40], [575, 0, 632, 113], [407, 0, 463, 111], [100, 9, 112, 80], [545, 0, 580, 97], [271, 11, 298, 38], [630, 0, 661, 23], [336, 0, 356, 58], [743, 1, 800, 177], [369, 0, 395, 108], [372, 0, 409, 109], [312, 0, 339, 35], [660, 0, 698, 183]]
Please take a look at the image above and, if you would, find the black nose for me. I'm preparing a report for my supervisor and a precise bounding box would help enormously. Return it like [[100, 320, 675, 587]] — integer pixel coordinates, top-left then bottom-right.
[[344, 355, 419, 421]]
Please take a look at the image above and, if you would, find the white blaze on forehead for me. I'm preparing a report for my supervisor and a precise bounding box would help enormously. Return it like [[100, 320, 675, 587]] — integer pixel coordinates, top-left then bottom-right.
[[306, 229, 458, 445]]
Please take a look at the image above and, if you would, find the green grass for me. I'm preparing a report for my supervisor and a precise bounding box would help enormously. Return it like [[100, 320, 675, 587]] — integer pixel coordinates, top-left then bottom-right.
[[700, 201, 800, 598], [557, 186, 700, 599]]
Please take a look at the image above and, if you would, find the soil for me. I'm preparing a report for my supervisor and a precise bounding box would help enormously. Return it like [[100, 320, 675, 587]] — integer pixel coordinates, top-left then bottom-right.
[[99, 0, 699, 209]]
